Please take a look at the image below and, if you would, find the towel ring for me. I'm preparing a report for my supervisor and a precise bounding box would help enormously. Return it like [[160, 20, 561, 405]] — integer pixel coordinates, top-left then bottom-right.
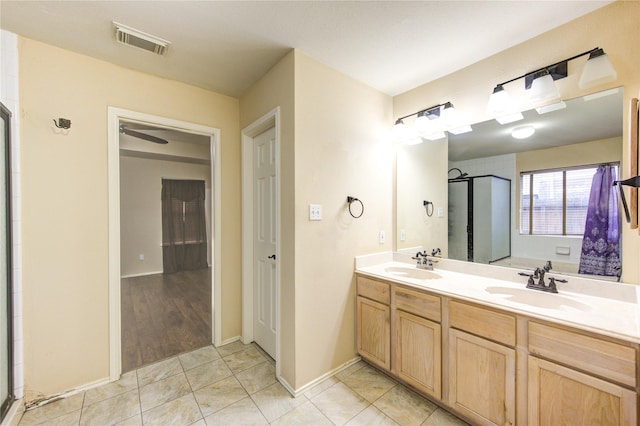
[[347, 196, 364, 218], [423, 200, 434, 217]]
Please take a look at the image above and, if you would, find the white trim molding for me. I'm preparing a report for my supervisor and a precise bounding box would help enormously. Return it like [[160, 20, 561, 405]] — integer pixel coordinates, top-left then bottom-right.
[[241, 107, 281, 377], [107, 107, 220, 380]]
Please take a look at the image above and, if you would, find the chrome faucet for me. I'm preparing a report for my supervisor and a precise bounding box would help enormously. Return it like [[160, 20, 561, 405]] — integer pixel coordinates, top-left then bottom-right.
[[412, 251, 435, 270], [517, 261, 566, 293]]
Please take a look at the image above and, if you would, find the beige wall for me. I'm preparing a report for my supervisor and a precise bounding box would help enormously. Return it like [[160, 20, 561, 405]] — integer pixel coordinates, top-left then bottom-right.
[[396, 139, 449, 255], [293, 51, 393, 388], [240, 50, 393, 389], [393, 1, 640, 284], [239, 50, 296, 385], [119, 156, 212, 277], [19, 37, 240, 399], [517, 137, 622, 175]]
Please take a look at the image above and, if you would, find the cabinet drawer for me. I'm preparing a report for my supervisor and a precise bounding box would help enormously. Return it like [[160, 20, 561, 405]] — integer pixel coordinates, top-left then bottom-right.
[[529, 322, 637, 388], [395, 286, 441, 322], [449, 300, 516, 347], [357, 275, 390, 305]]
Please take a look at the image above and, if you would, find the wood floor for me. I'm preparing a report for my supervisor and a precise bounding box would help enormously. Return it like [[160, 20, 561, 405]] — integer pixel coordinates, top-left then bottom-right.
[[121, 268, 212, 372]]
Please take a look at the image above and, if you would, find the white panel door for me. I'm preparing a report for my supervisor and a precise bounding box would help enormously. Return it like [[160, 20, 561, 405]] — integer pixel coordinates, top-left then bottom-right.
[[253, 126, 276, 359]]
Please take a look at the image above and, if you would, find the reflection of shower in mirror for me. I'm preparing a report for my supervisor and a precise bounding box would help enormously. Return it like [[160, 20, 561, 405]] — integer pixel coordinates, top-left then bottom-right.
[[397, 87, 624, 280]]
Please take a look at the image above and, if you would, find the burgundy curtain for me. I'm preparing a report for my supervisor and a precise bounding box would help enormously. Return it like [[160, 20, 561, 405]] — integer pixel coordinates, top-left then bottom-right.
[[162, 179, 208, 274]]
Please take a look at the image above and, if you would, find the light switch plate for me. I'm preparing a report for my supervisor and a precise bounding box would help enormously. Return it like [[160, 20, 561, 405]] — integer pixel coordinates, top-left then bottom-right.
[[309, 204, 322, 221]]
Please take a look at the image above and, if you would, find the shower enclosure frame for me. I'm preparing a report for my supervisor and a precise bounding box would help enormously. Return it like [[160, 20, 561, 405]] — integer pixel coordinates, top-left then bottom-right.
[[0, 102, 14, 422], [448, 174, 511, 264]]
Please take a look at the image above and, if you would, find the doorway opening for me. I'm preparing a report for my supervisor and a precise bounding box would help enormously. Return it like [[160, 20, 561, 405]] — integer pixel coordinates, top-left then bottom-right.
[[108, 108, 221, 379]]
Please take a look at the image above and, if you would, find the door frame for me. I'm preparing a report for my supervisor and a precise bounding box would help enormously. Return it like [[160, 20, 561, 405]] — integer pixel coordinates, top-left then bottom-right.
[[107, 107, 221, 380], [241, 107, 281, 373]]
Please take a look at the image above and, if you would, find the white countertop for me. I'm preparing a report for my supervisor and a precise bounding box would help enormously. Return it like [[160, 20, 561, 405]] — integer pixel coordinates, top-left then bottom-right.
[[355, 252, 640, 343]]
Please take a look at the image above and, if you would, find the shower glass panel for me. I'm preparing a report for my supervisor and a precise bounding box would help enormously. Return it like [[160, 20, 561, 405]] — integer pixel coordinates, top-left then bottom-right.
[[448, 180, 469, 261], [0, 103, 13, 422]]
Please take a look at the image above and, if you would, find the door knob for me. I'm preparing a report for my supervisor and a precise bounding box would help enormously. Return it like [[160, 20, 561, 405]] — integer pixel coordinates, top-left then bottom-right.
[[268, 254, 276, 260]]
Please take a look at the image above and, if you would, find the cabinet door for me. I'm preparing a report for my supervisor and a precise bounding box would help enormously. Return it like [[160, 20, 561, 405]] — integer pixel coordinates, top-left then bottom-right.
[[356, 296, 390, 370], [528, 356, 637, 426], [448, 329, 515, 426], [395, 310, 441, 399]]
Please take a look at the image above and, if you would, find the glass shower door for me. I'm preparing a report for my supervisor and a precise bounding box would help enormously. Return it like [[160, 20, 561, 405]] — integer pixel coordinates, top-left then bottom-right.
[[0, 103, 13, 422]]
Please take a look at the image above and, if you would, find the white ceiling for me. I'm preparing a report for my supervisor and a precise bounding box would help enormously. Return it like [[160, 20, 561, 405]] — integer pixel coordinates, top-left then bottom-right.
[[0, 0, 612, 98]]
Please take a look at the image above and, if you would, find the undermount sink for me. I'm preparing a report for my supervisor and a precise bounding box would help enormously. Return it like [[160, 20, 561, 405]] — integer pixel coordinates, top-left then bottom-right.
[[384, 266, 441, 280], [485, 286, 592, 311]]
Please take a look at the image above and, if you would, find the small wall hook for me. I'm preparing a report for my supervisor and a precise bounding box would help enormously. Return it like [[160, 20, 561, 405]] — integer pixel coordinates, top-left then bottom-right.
[[53, 118, 71, 129]]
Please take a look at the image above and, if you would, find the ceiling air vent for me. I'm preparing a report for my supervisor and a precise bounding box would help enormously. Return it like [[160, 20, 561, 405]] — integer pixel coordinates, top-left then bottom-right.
[[113, 22, 170, 56]]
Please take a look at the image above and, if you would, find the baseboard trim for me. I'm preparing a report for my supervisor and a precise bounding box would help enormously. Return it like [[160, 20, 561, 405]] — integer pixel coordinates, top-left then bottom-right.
[[23, 376, 110, 411], [282, 356, 362, 398], [217, 335, 241, 347]]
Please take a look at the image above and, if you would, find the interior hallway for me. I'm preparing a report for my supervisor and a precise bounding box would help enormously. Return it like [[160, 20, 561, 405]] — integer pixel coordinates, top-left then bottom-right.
[[121, 268, 212, 372], [18, 342, 469, 425]]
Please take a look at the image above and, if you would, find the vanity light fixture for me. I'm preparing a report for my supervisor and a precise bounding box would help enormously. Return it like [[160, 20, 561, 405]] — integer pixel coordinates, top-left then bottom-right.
[[511, 125, 535, 139], [495, 112, 524, 125], [392, 102, 470, 143], [536, 101, 567, 115], [486, 85, 514, 116], [528, 69, 561, 103], [441, 102, 462, 128], [448, 125, 473, 135], [487, 47, 617, 120], [578, 48, 617, 90]]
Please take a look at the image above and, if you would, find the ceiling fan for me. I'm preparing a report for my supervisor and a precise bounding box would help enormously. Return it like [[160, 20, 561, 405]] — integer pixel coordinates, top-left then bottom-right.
[[119, 124, 168, 144]]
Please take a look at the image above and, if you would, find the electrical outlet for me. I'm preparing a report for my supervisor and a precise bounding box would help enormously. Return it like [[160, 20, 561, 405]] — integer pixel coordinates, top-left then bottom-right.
[[437, 207, 444, 217], [400, 229, 406, 241], [139, 253, 144, 261], [379, 230, 385, 244], [309, 204, 322, 221]]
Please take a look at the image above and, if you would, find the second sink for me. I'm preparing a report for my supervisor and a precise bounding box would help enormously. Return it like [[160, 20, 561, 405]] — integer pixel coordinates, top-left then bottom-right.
[[384, 266, 441, 281]]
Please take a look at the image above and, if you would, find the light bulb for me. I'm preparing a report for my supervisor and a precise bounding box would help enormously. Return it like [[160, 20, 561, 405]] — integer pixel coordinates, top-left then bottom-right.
[[578, 49, 617, 89], [441, 102, 462, 129], [528, 73, 560, 103], [486, 85, 514, 116], [414, 111, 431, 135], [392, 119, 409, 142]]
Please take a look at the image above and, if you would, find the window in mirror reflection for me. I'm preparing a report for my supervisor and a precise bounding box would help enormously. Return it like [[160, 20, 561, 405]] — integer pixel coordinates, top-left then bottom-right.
[[520, 164, 618, 235]]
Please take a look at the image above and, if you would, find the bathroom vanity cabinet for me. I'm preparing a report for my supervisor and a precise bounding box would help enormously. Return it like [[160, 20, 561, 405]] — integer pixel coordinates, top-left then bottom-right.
[[448, 301, 516, 425], [356, 276, 391, 370], [355, 273, 639, 426], [527, 322, 637, 425], [394, 286, 441, 399]]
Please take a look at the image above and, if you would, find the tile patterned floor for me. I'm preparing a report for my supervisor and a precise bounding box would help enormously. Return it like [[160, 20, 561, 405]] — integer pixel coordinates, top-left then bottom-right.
[[18, 342, 470, 426]]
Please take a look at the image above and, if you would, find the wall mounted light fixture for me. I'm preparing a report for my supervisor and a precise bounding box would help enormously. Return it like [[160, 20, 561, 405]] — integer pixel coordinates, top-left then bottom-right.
[[486, 47, 617, 119], [393, 101, 471, 144]]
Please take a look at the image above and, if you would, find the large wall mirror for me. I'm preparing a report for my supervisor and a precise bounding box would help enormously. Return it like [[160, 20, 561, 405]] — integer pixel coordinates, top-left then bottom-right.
[[396, 87, 623, 279]]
